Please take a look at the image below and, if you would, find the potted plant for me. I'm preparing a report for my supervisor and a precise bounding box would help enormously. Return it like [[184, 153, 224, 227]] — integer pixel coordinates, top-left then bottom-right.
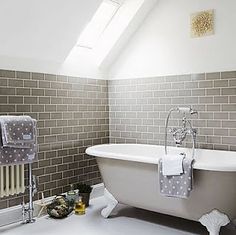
[[75, 183, 92, 207]]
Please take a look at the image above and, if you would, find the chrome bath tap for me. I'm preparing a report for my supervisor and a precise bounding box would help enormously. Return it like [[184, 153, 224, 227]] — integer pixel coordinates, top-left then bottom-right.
[[169, 116, 197, 146], [165, 107, 197, 157]]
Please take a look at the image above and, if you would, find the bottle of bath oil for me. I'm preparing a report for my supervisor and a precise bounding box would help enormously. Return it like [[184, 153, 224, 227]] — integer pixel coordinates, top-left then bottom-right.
[[74, 196, 85, 215]]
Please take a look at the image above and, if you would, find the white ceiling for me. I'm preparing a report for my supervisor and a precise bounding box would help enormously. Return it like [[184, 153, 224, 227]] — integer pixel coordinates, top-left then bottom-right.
[[0, 0, 102, 62]]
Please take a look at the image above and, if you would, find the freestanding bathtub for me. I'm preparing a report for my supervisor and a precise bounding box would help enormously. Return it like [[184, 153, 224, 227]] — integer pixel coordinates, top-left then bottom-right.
[[86, 144, 236, 235]]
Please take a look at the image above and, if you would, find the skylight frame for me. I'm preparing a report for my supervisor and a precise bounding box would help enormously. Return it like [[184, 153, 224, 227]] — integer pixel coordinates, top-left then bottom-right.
[[77, 0, 121, 49]]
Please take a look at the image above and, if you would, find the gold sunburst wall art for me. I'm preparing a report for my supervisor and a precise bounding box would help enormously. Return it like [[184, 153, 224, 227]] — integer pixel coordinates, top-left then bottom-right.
[[191, 9, 214, 38]]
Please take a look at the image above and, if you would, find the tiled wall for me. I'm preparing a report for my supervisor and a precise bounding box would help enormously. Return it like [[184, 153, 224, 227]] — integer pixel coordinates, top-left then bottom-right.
[[0, 70, 109, 209], [109, 71, 236, 151], [0, 69, 236, 210]]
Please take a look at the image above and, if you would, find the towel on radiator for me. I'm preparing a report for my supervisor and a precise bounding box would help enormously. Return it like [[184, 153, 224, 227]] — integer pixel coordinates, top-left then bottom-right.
[[0, 144, 37, 165], [0, 116, 38, 166], [159, 157, 194, 199], [0, 115, 36, 148]]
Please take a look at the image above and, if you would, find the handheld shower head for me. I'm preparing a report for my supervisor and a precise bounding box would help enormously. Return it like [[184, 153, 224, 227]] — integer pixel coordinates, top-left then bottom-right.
[[190, 109, 198, 115], [177, 107, 191, 113], [177, 107, 198, 115]]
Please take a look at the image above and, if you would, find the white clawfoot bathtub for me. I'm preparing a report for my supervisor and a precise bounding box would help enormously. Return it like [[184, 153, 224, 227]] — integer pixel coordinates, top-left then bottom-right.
[[86, 144, 236, 235]]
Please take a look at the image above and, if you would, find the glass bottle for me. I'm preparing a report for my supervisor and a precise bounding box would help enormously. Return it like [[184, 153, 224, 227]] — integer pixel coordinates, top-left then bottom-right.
[[74, 196, 86, 215], [67, 184, 76, 207]]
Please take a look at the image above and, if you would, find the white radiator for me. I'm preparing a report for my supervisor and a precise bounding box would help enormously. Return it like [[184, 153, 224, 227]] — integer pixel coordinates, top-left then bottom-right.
[[0, 164, 25, 198]]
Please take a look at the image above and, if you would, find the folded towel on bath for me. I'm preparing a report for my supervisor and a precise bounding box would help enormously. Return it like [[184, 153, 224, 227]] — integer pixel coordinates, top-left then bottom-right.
[[162, 154, 185, 176], [0, 115, 36, 148], [159, 157, 194, 199]]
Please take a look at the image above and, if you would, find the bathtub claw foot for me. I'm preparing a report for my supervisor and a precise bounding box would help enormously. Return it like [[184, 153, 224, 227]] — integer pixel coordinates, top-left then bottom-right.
[[101, 188, 118, 218], [199, 209, 230, 235]]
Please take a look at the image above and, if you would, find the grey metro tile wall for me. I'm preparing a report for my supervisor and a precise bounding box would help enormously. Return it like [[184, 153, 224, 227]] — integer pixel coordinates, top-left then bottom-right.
[[108, 71, 236, 151], [0, 70, 109, 209], [0, 69, 236, 210]]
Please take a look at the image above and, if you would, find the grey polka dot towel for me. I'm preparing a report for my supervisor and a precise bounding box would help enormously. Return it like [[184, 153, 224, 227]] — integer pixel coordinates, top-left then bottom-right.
[[0, 115, 38, 166], [0, 115, 36, 148], [159, 157, 194, 199]]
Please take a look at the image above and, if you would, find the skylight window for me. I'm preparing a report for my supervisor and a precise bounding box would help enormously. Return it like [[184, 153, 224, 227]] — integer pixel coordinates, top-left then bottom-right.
[[77, 0, 120, 49]]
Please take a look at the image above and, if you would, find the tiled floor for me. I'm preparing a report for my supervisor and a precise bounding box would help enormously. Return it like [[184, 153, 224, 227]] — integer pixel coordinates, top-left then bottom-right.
[[0, 196, 234, 235]]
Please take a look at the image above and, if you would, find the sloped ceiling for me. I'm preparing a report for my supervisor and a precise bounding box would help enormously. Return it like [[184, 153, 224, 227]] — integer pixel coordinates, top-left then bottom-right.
[[0, 0, 102, 62]]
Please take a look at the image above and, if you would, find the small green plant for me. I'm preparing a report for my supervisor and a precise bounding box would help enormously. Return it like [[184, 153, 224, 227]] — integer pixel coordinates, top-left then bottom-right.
[[75, 183, 92, 193]]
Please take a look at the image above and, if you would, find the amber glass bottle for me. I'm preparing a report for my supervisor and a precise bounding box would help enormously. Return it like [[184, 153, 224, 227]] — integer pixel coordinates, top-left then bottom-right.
[[74, 196, 85, 215]]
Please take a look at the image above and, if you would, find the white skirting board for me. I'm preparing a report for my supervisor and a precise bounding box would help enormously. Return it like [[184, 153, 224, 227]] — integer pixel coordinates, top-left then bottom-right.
[[0, 206, 23, 227], [0, 183, 104, 227]]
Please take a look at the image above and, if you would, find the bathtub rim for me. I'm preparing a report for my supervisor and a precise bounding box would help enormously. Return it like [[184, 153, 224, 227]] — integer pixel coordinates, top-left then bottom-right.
[[86, 144, 236, 172]]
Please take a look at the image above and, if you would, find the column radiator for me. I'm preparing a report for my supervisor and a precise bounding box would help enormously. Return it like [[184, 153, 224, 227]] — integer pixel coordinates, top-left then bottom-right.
[[0, 164, 25, 198]]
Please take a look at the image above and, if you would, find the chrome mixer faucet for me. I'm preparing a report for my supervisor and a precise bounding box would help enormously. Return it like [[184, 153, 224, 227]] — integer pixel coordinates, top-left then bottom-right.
[[165, 107, 197, 157]]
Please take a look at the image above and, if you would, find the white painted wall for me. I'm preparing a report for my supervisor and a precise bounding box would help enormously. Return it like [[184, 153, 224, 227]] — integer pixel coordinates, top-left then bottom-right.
[[0, 0, 103, 62], [95, 0, 157, 69], [109, 0, 236, 79], [60, 0, 156, 79], [0, 51, 106, 79], [0, 0, 104, 79]]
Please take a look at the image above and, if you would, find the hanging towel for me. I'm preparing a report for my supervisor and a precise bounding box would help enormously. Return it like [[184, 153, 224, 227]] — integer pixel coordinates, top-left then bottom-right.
[[0, 115, 36, 148], [0, 116, 38, 166], [159, 157, 194, 199], [0, 144, 37, 166], [162, 154, 185, 176]]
